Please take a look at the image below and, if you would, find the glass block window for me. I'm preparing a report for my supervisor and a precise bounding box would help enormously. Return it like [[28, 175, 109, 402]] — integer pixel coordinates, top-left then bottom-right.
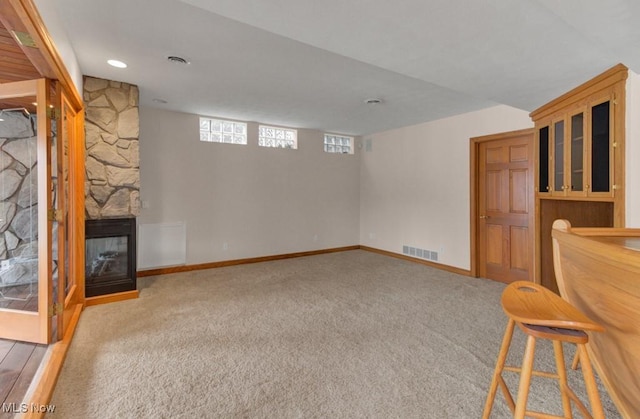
[[199, 117, 247, 144], [324, 134, 353, 154], [258, 125, 297, 149]]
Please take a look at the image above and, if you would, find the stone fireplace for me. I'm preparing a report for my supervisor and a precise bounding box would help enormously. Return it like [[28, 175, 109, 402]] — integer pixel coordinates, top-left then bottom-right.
[[83, 76, 140, 297], [84, 76, 140, 218]]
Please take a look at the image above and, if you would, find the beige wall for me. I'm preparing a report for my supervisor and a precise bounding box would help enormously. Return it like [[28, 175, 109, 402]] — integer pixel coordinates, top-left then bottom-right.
[[626, 70, 640, 227], [33, 0, 83, 94], [138, 107, 360, 267], [359, 105, 533, 271], [139, 97, 640, 271]]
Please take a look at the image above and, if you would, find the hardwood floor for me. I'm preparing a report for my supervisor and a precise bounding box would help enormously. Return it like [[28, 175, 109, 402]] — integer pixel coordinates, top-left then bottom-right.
[[0, 339, 46, 418], [0, 284, 46, 417]]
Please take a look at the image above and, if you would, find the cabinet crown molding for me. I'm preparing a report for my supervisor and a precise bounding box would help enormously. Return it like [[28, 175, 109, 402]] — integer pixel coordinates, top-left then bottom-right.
[[530, 63, 628, 122]]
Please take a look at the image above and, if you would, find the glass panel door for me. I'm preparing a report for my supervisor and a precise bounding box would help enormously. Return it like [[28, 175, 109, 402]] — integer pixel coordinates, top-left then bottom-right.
[[538, 126, 550, 193], [0, 79, 52, 344], [0, 94, 38, 313], [553, 120, 565, 194], [591, 101, 611, 193], [570, 112, 584, 192]]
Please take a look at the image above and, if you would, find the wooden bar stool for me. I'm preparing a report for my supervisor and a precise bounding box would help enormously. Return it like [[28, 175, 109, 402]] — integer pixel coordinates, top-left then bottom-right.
[[482, 281, 605, 419]]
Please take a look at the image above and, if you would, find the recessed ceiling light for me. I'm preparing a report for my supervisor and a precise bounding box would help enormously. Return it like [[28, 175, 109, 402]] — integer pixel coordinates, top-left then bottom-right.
[[167, 55, 190, 65], [152, 98, 168, 104], [364, 98, 382, 105], [107, 59, 128, 68]]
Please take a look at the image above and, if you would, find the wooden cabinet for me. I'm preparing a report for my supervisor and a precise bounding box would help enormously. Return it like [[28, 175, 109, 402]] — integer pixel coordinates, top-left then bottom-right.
[[531, 64, 628, 290], [536, 95, 616, 198]]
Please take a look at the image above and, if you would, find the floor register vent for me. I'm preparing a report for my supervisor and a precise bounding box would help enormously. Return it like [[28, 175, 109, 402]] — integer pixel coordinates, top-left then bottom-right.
[[403, 246, 438, 262]]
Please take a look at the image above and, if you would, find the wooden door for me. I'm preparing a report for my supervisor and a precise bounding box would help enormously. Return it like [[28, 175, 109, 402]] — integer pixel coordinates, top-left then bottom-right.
[[0, 79, 53, 343], [54, 84, 85, 340], [478, 132, 535, 283]]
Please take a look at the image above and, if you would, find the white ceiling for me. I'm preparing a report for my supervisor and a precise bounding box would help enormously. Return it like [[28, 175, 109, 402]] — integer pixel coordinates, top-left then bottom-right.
[[49, 0, 640, 136]]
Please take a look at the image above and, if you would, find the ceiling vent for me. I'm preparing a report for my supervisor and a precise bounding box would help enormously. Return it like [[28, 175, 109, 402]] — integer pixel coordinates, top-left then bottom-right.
[[364, 98, 382, 105], [167, 55, 190, 65]]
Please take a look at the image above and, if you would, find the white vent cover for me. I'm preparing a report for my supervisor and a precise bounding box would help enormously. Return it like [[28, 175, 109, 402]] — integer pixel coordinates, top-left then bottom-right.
[[138, 222, 186, 269], [403, 245, 438, 262]]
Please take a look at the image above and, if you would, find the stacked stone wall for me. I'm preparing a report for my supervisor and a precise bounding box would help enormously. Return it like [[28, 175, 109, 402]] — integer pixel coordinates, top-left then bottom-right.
[[84, 76, 140, 219]]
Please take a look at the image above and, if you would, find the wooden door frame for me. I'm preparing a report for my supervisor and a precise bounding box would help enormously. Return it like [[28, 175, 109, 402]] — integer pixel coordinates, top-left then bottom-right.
[[0, 0, 83, 111], [0, 0, 86, 412], [469, 128, 536, 280], [56, 83, 85, 339], [0, 1, 85, 344]]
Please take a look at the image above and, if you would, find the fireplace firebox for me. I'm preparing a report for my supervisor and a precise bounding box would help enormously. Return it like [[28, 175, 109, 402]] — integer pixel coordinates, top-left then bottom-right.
[[85, 218, 137, 297]]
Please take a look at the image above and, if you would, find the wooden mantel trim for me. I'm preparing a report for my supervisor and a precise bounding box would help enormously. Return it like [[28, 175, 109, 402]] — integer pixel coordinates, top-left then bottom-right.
[[529, 63, 628, 121]]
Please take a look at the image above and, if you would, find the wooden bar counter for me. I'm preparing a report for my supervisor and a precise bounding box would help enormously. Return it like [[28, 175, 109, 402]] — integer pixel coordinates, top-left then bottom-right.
[[552, 220, 640, 419]]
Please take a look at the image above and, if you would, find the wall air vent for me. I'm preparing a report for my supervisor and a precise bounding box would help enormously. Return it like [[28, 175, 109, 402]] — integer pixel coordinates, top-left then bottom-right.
[[403, 245, 438, 262]]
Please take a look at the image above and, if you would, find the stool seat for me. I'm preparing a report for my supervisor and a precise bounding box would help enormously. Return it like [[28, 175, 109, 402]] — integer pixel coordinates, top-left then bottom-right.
[[483, 281, 605, 419], [520, 323, 588, 344], [501, 281, 604, 332]]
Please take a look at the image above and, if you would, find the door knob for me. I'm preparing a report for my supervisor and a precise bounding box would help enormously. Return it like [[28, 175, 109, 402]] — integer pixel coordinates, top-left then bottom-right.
[[480, 215, 490, 219]]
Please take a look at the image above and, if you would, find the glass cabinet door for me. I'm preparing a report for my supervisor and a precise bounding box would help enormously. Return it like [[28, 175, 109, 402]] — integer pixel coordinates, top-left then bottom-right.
[[553, 120, 565, 194], [569, 111, 585, 193], [591, 101, 611, 193], [538, 126, 550, 193]]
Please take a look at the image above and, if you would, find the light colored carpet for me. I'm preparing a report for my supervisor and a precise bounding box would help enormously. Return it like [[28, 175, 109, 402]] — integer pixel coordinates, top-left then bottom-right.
[[49, 250, 619, 418]]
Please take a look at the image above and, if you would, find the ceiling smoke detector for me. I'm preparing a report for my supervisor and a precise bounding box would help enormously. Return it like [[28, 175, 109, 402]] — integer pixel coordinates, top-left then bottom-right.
[[167, 55, 190, 65], [364, 98, 382, 105]]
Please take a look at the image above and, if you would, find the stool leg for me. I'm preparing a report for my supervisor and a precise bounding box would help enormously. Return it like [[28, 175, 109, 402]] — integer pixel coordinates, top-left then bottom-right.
[[482, 318, 516, 419], [553, 340, 572, 418], [571, 350, 580, 370], [577, 344, 605, 419], [514, 334, 536, 419]]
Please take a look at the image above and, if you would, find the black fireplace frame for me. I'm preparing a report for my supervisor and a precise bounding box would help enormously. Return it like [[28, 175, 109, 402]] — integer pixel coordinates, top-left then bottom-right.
[[85, 218, 137, 297]]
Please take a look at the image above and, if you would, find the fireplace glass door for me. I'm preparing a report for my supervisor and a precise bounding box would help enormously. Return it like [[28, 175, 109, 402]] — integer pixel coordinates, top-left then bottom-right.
[[86, 236, 128, 283], [85, 218, 136, 297]]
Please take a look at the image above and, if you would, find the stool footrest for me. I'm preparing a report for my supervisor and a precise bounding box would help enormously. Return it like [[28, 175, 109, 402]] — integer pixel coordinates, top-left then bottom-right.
[[523, 411, 567, 419], [498, 364, 593, 418], [503, 365, 559, 379]]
